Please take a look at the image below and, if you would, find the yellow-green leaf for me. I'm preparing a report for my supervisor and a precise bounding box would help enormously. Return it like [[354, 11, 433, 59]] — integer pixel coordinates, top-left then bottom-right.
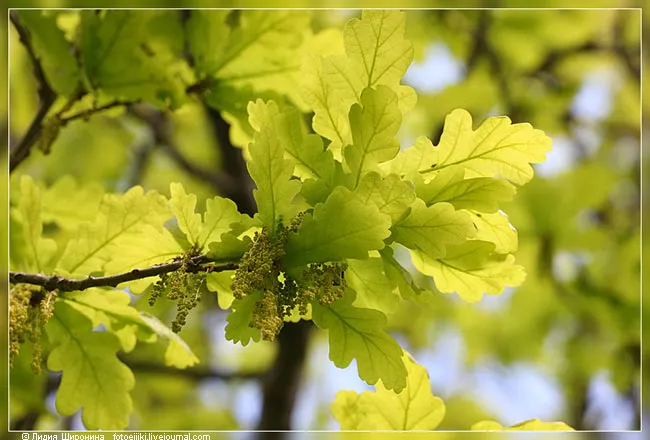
[[332, 352, 445, 430], [139, 313, 199, 369], [311, 290, 407, 392], [471, 419, 574, 431], [392, 199, 474, 259], [411, 241, 526, 302], [170, 182, 202, 247], [344, 86, 402, 188], [421, 109, 552, 185], [46, 302, 134, 430]]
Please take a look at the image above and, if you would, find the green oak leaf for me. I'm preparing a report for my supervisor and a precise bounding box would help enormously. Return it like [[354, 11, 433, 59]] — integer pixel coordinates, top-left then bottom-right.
[[344, 86, 402, 188], [186, 11, 232, 78], [139, 313, 200, 369], [41, 176, 105, 230], [411, 241, 526, 302], [103, 225, 183, 293], [57, 186, 171, 276], [413, 167, 516, 213], [208, 233, 253, 263], [17, 11, 81, 96], [391, 199, 474, 259], [206, 271, 236, 310], [169, 182, 203, 247], [332, 352, 445, 430], [346, 258, 400, 315], [46, 301, 135, 430], [421, 109, 552, 185], [199, 196, 244, 250], [467, 210, 518, 254], [311, 289, 407, 392], [62, 289, 156, 352], [380, 247, 421, 299], [354, 172, 416, 222], [13, 175, 57, 273], [283, 186, 392, 268], [247, 101, 303, 234], [225, 291, 263, 346], [248, 99, 335, 181], [384, 135, 436, 176], [301, 10, 414, 156], [80, 11, 185, 108], [471, 419, 574, 431]]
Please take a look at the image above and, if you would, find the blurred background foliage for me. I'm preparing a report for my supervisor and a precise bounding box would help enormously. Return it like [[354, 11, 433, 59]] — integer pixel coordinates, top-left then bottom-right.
[[3, 3, 645, 436]]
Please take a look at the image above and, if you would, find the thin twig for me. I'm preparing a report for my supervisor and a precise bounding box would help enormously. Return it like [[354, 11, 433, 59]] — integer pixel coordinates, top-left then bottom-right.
[[59, 100, 134, 125], [9, 11, 57, 172], [10, 255, 237, 292]]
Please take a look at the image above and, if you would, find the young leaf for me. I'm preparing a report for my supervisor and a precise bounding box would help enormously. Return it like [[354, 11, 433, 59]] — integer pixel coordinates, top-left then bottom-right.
[[185, 11, 232, 78], [170, 182, 202, 247], [17, 11, 81, 96], [103, 225, 184, 293], [391, 199, 474, 260], [247, 101, 302, 234], [410, 241, 526, 302], [385, 135, 436, 176], [300, 53, 351, 155], [332, 352, 445, 430], [80, 11, 185, 108], [41, 176, 105, 230], [311, 290, 407, 392], [344, 86, 402, 188], [206, 271, 236, 310], [467, 210, 518, 254], [354, 172, 416, 223], [14, 175, 57, 273], [199, 11, 309, 93], [208, 233, 253, 263], [199, 196, 247, 251], [248, 100, 335, 181], [139, 313, 200, 369], [46, 302, 135, 430], [301, 11, 413, 155], [422, 109, 552, 185], [62, 289, 156, 352], [413, 168, 516, 213], [283, 186, 392, 268], [346, 258, 400, 315], [471, 419, 574, 431], [225, 291, 263, 346], [380, 247, 421, 299], [57, 187, 171, 276]]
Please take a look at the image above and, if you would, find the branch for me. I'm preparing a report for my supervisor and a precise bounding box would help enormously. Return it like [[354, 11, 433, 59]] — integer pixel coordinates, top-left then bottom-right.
[[10, 255, 237, 292], [59, 100, 134, 125], [9, 11, 57, 173]]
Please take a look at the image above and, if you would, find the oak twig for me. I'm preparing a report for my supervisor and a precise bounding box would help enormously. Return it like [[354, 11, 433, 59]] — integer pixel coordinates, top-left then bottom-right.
[[10, 255, 237, 292], [9, 11, 57, 172]]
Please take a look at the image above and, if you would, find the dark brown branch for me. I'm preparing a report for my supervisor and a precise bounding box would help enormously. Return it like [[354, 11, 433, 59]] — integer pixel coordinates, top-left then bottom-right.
[[10, 255, 237, 292], [256, 320, 313, 435], [9, 11, 57, 173]]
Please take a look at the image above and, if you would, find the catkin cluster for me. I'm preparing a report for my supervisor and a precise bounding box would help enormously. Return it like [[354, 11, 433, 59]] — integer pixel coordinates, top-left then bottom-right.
[[150, 255, 206, 333], [233, 213, 348, 341], [9, 284, 57, 374]]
